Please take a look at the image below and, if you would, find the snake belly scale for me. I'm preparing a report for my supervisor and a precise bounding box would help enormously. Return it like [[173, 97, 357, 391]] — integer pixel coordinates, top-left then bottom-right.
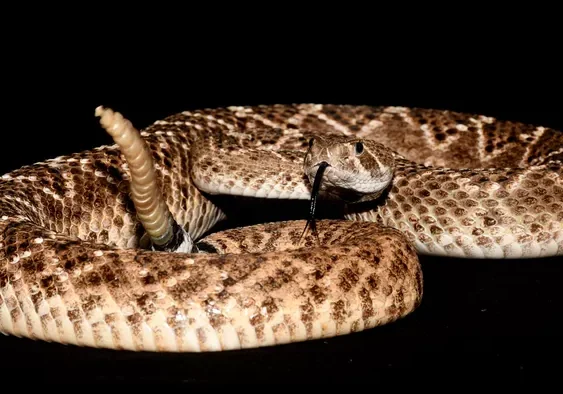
[[0, 103, 561, 352]]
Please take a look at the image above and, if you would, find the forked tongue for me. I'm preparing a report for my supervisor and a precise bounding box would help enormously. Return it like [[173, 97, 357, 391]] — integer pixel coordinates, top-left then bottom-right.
[[300, 161, 330, 244]]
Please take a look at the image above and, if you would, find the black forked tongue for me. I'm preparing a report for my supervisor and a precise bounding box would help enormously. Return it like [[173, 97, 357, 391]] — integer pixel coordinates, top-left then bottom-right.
[[300, 161, 330, 244]]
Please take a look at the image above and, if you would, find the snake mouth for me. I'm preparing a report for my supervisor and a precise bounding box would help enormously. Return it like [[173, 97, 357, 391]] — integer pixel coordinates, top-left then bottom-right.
[[307, 162, 382, 204]]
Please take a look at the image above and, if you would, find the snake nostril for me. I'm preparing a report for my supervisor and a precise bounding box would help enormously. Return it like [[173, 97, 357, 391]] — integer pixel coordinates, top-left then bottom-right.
[[308, 138, 315, 148]]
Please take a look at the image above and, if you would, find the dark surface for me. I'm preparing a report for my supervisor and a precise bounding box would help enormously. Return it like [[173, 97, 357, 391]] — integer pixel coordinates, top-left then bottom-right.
[[1, 34, 561, 382]]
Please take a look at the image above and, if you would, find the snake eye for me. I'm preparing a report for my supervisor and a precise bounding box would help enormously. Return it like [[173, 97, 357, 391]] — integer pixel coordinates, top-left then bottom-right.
[[355, 141, 364, 155]]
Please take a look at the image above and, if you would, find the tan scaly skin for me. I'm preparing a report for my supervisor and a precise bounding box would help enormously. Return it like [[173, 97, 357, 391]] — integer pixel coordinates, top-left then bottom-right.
[[0, 104, 560, 352]]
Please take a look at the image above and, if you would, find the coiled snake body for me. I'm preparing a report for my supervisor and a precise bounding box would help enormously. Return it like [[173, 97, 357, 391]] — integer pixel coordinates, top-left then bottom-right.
[[0, 104, 561, 352]]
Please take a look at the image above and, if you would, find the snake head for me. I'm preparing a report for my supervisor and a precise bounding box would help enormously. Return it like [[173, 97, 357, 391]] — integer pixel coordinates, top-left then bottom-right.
[[303, 136, 395, 203]]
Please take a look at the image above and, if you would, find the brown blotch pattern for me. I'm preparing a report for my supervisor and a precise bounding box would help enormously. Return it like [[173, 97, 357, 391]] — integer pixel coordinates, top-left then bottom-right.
[[0, 103, 560, 352]]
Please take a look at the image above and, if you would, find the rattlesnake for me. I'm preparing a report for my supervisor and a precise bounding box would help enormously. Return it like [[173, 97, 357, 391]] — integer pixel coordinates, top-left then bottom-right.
[[0, 104, 561, 352]]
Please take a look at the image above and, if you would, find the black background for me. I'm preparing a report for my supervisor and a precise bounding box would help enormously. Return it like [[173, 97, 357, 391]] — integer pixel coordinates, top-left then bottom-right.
[[1, 14, 561, 383]]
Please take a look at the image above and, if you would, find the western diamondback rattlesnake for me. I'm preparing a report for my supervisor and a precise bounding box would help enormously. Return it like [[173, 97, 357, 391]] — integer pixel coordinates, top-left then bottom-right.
[[0, 103, 561, 352]]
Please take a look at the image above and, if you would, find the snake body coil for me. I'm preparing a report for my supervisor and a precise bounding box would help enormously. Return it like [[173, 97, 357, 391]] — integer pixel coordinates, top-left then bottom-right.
[[0, 104, 560, 352]]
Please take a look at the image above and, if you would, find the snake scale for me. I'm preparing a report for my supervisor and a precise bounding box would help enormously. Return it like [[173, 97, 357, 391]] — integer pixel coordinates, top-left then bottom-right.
[[0, 103, 561, 352]]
